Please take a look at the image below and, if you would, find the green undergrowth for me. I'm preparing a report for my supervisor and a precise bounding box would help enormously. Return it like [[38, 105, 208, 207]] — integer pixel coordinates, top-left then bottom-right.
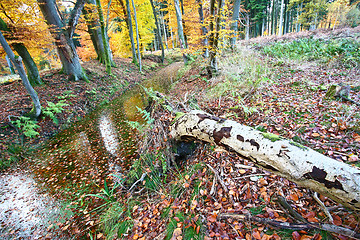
[[206, 47, 273, 100], [261, 37, 360, 68]]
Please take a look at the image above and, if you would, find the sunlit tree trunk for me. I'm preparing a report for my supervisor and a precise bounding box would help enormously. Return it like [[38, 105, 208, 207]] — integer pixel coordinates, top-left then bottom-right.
[[37, 0, 87, 81], [124, 0, 138, 63], [230, 0, 241, 49], [174, 0, 188, 64], [150, 0, 164, 63], [245, 12, 250, 40], [208, 0, 223, 75], [197, 0, 209, 57], [83, 0, 115, 66], [131, 0, 142, 71], [160, 11, 169, 51], [0, 18, 42, 85], [278, 0, 285, 36], [95, 0, 112, 74], [0, 31, 41, 118]]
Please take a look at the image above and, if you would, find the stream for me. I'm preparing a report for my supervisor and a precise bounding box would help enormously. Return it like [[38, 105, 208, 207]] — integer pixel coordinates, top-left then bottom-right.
[[0, 62, 183, 239]]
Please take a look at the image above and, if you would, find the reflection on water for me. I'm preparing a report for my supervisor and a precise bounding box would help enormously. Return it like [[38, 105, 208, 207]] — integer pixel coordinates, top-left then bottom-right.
[[99, 113, 119, 157]]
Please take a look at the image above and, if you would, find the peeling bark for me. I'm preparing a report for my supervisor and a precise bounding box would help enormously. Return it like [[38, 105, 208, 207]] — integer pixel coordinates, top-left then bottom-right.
[[170, 110, 360, 211]]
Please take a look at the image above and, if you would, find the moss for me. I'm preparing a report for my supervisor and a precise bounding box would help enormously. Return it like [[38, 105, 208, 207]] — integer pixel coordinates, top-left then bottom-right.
[[171, 112, 185, 125], [289, 141, 308, 151], [262, 132, 281, 142]]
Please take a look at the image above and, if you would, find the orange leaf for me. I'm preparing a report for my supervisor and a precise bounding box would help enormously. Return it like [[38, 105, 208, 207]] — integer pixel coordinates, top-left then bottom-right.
[[292, 231, 301, 240], [312, 132, 320, 137], [289, 193, 299, 202], [252, 229, 261, 240]]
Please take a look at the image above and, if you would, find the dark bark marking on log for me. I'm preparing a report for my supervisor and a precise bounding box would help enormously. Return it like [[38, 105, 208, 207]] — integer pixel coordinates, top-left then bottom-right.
[[197, 113, 226, 123], [213, 127, 232, 145], [246, 139, 260, 151], [351, 199, 358, 204], [303, 166, 345, 191], [237, 135, 244, 142]]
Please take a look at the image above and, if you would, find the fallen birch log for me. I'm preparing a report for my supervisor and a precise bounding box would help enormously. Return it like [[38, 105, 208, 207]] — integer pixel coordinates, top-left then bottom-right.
[[170, 110, 360, 211]]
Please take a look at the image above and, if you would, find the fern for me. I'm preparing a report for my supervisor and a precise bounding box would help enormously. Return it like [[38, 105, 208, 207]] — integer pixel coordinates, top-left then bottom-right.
[[12, 116, 40, 138], [43, 100, 69, 125]]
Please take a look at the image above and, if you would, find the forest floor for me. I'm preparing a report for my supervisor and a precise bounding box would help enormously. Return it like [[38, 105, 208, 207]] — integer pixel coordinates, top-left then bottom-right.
[[0, 27, 360, 240]]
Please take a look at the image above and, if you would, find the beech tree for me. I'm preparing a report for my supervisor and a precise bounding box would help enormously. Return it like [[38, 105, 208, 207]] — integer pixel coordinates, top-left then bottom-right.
[[0, 30, 41, 118], [174, 0, 189, 64], [230, 0, 241, 48], [131, 0, 142, 71], [0, 18, 43, 86], [83, 0, 114, 67], [150, 0, 164, 63], [95, 0, 112, 73], [37, 0, 87, 81]]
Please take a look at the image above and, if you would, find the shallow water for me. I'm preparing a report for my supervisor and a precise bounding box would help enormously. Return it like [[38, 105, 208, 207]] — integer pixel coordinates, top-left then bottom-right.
[[0, 62, 183, 239]]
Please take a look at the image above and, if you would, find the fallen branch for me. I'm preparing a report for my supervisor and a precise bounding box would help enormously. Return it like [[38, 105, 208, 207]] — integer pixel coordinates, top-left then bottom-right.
[[219, 213, 360, 239], [275, 194, 307, 223], [129, 173, 147, 193], [170, 110, 360, 211]]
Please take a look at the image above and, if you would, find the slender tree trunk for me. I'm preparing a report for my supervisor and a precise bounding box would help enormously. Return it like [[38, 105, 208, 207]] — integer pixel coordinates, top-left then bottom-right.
[[83, 0, 115, 66], [5, 55, 15, 74], [37, 0, 87, 81], [271, 0, 275, 34], [230, 0, 241, 49], [0, 31, 41, 118], [278, 0, 285, 36], [174, 0, 188, 64], [131, 0, 142, 71], [208, 0, 223, 75], [245, 12, 250, 40], [95, 0, 112, 74], [150, 0, 164, 63], [12, 43, 43, 86], [125, 0, 138, 63], [170, 110, 360, 212], [0, 18, 43, 85], [197, 0, 209, 57], [160, 11, 169, 51]]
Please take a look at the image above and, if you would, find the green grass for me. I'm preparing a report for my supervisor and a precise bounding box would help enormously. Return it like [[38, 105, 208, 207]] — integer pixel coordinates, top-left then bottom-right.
[[261, 37, 360, 68]]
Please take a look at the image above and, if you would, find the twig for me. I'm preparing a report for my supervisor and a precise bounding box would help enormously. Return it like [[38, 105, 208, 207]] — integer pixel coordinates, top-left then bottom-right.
[[206, 163, 228, 193], [128, 173, 147, 193], [234, 173, 270, 180], [275, 194, 307, 223], [210, 175, 217, 196], [219, 213, 360, 239], [313, 192, 334, 223]]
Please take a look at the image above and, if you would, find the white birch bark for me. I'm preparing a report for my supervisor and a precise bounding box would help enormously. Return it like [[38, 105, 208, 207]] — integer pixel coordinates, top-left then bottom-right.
[[170, 110, 360, 211]]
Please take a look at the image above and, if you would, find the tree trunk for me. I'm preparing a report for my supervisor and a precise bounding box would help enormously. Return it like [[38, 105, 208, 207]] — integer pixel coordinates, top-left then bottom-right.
[[0, 18, 43, 85], [95, 0, 112, 74], [278, 0, 285, 36], [131, 0, 142, 72], [0, 31, 41, 118], [83, 0, 115, 66], [12, 43, 43, 86], [170, 110, 360, 211], [5, 55, 15, 74], [245, 12, 250, 40], [197, 0, 209, 57], [160, 11, 169, 51], [124, 0, 137, 63], [174, 0, 188, 64], [37, 0, 87, 81], [150, 0, 164, 63], [230, 0, 241, 49]]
